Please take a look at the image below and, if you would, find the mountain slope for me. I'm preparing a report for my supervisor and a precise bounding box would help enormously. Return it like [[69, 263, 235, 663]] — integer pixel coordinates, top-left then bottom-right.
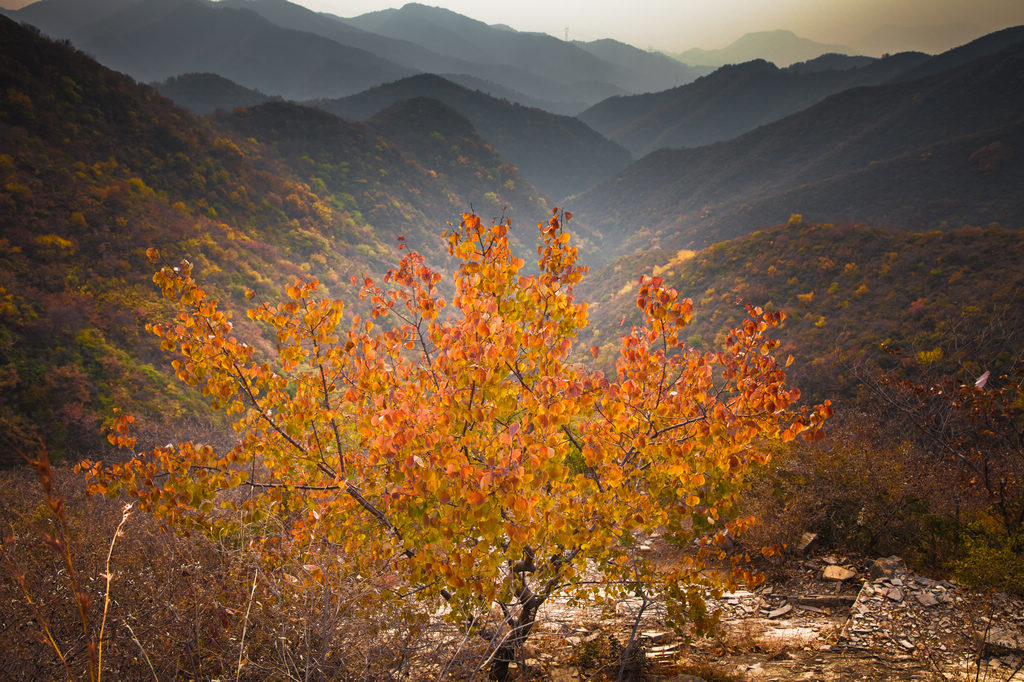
[[152, 72, 280, 113], [578, 222, 1024, 404], [573, 38, 712, 94], [571, 36, 1024, 257], [675, 30, 856, 67], [364, 97, 548, 229], [215, 0, 481, 82], [0, 15, 547, 460], [345, 3, 609, 88], [578, 52, 930, 156], [313, 74, 632, 200], [5, 0, 415, 99], [889, 24, 1024, 82]]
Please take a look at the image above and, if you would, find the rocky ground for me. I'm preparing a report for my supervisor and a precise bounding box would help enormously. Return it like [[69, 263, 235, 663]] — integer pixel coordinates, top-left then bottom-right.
[[511, 548, 1024, 681]]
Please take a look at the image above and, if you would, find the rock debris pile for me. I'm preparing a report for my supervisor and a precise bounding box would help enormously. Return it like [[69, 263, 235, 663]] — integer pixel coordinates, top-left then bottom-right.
[[538, 552, 1024, 680]]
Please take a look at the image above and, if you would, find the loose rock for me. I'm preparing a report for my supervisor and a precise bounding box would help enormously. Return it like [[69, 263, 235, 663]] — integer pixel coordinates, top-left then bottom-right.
[[869, 556, 906, 579], [823, 565, 857, 581]]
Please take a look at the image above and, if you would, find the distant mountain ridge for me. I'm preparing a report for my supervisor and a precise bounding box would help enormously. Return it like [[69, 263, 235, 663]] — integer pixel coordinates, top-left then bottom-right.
[[3, 0, 707, 113], [577, 51, 931, 157], [312, 73, 633, 200], [674, 29, 856, 67], [342, 2, 699, 107], [4, 0, 415, 99], [152, 72, 280, 113], [571, 34, 1024, 258]]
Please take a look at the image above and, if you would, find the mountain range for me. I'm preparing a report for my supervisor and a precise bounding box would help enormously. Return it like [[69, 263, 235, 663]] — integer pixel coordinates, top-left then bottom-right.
[[673, 30, 856, 67], [571, 32, 1024, 256], [310, 74, 632, 201], [577, 51, 931, 157], [7, 0, 415, 99], [2, 0, 706, 112], [2, 3, 1024, 462]]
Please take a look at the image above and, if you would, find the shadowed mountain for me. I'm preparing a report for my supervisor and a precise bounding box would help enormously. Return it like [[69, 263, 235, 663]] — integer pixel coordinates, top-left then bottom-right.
[[786, 53, 877, 74], [5, 0, 709, 112], [674, 30, 856, 67], [570, 37, 1024, 258], [2, 0, 139, 35], [364, 97, 552, 237], [343, 2, 699, 107], [578, 51, 930, 157], [435, 73, 587, 115], [152, 72, 280, 114], [217, 0, 474, 74], [312, 74, 633, 200], [572, 38, 713, 94], [4, 0, 415, 99], [888, 24, 1024, 83]]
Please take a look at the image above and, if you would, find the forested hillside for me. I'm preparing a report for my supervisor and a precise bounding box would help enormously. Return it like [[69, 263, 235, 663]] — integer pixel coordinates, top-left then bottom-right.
[[0, 17, 548, 461], [580, 221, 1024, 403], [151, 72, 280, 114], [314, 73, 632, 199]]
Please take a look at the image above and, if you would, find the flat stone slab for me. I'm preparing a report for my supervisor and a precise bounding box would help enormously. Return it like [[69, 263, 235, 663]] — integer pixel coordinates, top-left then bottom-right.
[[978, 626, 1024, 656], [885, 588, 904, 602], [823, 565, 857, 581]]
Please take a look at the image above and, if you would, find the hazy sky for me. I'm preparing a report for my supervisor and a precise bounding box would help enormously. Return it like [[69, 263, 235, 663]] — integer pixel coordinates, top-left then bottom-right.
[[289, 0, 1024, 52], [3, 0, 1023, 53]]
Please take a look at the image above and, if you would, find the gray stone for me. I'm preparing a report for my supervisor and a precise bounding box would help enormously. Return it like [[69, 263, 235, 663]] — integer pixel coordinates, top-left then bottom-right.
[[886, 588, 904, 602], [900, 639, 916, 650], [978, 626, 1024, 656], [769, 604, 794, 619], [915, 591, 939, 607]]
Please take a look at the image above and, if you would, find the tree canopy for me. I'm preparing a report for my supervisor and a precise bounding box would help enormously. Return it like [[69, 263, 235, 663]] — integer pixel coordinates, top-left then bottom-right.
[[80, 210, 830, 674]]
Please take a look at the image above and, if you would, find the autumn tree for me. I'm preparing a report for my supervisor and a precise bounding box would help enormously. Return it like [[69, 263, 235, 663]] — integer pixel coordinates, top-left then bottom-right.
[[80, 210, 830, 677]]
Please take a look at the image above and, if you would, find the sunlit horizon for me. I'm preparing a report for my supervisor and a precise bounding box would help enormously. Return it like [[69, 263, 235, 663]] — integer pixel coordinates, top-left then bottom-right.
[[2, 0, 1024, 55]]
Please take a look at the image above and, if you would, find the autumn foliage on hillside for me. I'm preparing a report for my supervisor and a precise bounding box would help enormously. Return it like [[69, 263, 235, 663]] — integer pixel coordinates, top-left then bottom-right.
[[75, 211, 829, 677], [0, 17, 552, 462]]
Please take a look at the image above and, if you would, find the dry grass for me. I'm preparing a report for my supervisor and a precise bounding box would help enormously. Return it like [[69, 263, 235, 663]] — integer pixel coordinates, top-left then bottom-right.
[[0, 457, 494, 680]]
